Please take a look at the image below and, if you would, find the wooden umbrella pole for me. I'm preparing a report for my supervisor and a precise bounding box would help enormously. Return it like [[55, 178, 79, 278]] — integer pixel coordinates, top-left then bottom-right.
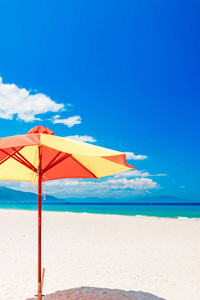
[[38, 146, 42, 300]]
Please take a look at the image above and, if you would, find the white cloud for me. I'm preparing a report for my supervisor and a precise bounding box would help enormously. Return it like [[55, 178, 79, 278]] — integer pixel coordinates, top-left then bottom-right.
[[107, 177, 158, 190], [125, 152, 147, 160], [52, 115, 81, 127], [115, 170, 151, 177], [115, 170, 167, 178], [45, 177, 159, 194], [0, 77, 64, 122], [66, 135, 96, 143], [4, 175, 159, 198]]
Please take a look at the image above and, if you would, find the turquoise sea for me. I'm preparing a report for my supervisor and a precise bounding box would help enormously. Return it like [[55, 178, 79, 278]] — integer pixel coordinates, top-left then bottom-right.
[[0, 203, 200, 219]]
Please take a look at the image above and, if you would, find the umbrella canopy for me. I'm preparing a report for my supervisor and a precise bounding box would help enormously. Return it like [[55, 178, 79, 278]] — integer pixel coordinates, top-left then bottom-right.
[[0, 126, 135, 299], [0, 126, 134, 182]]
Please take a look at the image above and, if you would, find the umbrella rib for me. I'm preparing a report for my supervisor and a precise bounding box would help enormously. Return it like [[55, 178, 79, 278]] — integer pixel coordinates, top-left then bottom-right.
[[42, 151, 62, 173], [42, 153, 72, 174], [0, 149, 26, 166], [0, 146, 24, 166], [12, 153, 37, 172], [12, 147, 38, 172], [0, 148, 37, 173], [70, 156, 98, 178], [0, 149, 29, 167]]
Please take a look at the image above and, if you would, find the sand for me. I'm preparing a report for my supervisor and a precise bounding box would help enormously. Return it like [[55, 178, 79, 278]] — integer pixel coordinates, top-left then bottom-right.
[[0, 210, 199, 300]]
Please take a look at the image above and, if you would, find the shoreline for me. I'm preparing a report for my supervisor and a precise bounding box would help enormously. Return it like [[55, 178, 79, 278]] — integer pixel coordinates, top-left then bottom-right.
[[0, 210, 200, 300], [0, 208, 200, 221], [0, 205, 200, 220]]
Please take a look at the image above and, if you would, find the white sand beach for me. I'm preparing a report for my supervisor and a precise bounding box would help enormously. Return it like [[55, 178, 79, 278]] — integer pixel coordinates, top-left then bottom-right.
[[0, 209, 200, 300]]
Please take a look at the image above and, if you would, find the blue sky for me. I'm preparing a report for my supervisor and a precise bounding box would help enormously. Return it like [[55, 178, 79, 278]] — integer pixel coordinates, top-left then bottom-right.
[[0, 0, 199, 201]]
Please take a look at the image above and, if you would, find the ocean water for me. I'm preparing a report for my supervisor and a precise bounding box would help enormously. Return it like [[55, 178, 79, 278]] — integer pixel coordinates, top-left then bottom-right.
[[0, 203, 200, 219]]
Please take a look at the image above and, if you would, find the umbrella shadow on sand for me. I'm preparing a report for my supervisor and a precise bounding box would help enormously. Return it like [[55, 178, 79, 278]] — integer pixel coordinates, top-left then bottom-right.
[[27, 286, 166, 300]]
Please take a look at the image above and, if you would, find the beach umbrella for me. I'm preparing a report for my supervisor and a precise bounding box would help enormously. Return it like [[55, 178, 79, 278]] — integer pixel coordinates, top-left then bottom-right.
[[0, 126, 135, 299]]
